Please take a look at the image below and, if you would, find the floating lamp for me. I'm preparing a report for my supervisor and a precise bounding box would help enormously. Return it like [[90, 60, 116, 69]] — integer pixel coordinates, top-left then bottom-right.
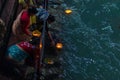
[[65, 9, 72, 14], [44, 58, 54, 64], [47, 60, 54, 64], [32, 30, 41, 37], [56, 43, 63, 49]]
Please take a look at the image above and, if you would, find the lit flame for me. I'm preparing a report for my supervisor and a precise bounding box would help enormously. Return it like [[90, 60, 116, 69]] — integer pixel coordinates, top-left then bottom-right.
[[56, 43, 63, 49], [47, 60, 54, 64], [39, 43, 42, 48], [44, 58, 54, 64], [65, 9, 72, 14], [32, 30, 41, 37]]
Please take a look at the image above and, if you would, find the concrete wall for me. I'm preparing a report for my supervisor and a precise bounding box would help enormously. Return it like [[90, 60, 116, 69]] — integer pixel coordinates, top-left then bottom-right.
[[0, 0, 17, 26], [0, 0, 4, 10]]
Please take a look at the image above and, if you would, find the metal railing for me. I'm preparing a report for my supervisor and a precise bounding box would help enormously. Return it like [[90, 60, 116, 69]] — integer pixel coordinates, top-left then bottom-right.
[[34, 0, 49, 80]]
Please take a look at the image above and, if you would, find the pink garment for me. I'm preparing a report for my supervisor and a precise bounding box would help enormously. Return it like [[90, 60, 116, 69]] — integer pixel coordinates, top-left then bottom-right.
[[20, 10, 30, 35], [17, 41, 34, 55]]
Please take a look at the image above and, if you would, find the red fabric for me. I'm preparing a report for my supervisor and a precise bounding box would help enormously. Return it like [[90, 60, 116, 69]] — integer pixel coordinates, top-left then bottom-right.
[[17, 41, 34, 55], [20, 10, 30, 35]]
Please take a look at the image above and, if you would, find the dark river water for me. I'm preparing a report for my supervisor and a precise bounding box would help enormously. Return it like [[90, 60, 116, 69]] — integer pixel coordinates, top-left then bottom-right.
[[61, 0, 120, 80]]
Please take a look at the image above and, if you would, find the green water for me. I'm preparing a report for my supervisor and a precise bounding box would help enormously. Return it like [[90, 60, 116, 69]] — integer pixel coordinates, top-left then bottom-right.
[[61, 0, 120, 80]]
